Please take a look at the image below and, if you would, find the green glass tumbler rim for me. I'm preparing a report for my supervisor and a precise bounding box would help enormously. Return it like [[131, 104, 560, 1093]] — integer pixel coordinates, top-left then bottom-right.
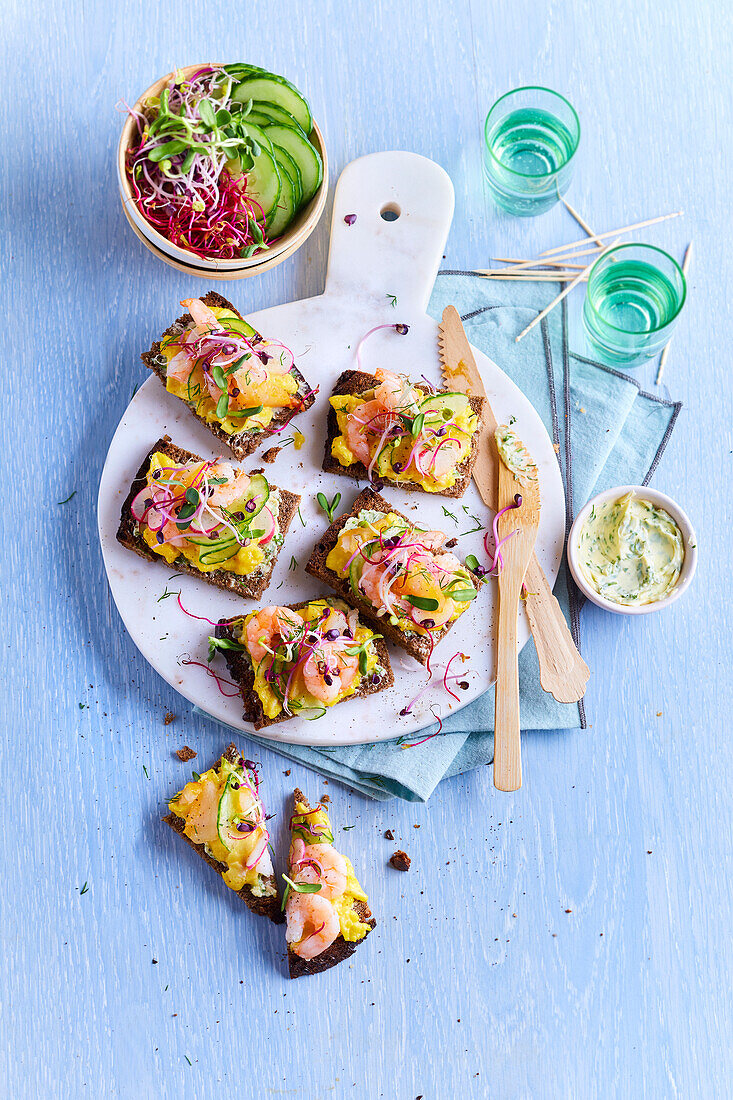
[[484, 86, 581, 179], [585, 243, 687, 335]]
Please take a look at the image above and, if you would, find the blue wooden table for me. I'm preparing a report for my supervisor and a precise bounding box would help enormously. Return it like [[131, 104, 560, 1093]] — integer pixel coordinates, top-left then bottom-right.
[[3, 1, 732, 1097]]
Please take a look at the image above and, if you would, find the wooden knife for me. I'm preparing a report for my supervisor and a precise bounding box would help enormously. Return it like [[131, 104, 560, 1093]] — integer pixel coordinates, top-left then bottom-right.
[[437, 305, 589, 704]]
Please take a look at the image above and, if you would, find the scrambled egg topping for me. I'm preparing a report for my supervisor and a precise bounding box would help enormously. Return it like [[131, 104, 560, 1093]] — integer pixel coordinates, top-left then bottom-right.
[[291, 800, 371, 942], [329, 391, 478, 492], [326, 510, 475, 634], [168, 756, 273, 895], [162, 305, 300, 435], [236, 599, 381, 720], [139, 452, 275, 577]]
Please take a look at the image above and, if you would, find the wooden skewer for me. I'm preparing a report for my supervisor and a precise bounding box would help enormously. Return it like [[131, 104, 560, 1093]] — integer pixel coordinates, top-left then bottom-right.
[[493, 257, 588, 270], [560, 196, 605, 248], [515, 239, 621, 343], [493, 257, 587, 268], [488, 242, 605, 275], [539, 211, 683, 258], [655, 240, 693, 386]]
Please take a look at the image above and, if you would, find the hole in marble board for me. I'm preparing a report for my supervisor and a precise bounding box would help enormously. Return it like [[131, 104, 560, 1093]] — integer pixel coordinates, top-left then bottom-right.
[[380, 203, 401, 222]]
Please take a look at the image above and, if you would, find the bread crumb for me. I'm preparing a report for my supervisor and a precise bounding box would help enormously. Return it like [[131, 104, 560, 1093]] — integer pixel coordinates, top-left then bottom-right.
[[175, 745, 196, 762], [164, 711, 176, 726], [390, 850, 411, 872], [384, 829, 394, 840], [321, 794, 331, 803], [262, 446, 281, 463], [283, 769, 291, 776]]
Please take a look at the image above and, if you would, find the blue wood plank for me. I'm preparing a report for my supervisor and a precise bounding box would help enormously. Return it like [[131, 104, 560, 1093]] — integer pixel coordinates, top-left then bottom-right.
[[1, 0, 732, 1096]]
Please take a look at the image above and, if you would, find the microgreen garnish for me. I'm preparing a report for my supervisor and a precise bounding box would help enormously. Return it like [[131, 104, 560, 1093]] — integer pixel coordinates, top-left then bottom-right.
[[281, 873, 323, 910], [410, 413, 425, 438], [442, 506, 458, 523], [317, 491, 342, 522], [79, 882, 89, 896], [215, 392, 229, 419], [297, 506, 306, 527], [207, 635, 247, 662], [57, 491, 77, 505], [289, 556, 298, 572], [386, 293, 397, 308], [342, 825, 356, 831], [445, 587, 477, 602], [464, 554, 481, 572], [227, 404, 264, 419], [131, 383, 140, 399], [191, 771, 201, 782], [78, 702, 88, 710], [143, 765, 150, 780], [405, 595, 439, 611], [184, 1056, 192, 1067], [508, 415, 517, 426]]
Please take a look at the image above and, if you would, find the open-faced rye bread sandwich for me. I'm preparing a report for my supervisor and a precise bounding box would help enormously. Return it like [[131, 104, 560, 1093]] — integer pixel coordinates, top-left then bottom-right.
[[142, 292, 316, 460], [117, 436, 299, 600], [283, 789, 376, 977], [324, 368, 485, 497], [212, 597, 393, 730], [306, 486, 482, 666], [164, 744, 282, 922]]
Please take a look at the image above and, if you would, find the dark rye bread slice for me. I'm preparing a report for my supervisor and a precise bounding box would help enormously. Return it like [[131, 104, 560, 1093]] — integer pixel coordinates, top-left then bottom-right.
[[287, 789, 376, 978], [142, 290, 315, 460], [116, 435, 299, 600], [305, 486, 482, 666], [322, 369, 486, 499], [214, 598, 394, 731], [163, 743, 283, 923]]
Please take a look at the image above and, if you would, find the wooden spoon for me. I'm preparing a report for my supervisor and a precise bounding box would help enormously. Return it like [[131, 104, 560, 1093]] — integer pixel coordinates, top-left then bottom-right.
[[494, 428, 541, 792]]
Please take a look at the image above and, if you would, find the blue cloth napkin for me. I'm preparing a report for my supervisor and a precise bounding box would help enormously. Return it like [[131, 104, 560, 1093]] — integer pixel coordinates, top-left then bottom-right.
[[199, 274, 681, 801]]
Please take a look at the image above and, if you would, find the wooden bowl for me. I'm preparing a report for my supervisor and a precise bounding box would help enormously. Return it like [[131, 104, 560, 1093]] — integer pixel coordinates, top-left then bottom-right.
[[117, 64, 328, 278]]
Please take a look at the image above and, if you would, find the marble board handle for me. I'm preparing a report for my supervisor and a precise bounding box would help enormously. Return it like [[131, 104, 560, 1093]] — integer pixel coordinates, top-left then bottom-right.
[[324, 151, 455, 313]]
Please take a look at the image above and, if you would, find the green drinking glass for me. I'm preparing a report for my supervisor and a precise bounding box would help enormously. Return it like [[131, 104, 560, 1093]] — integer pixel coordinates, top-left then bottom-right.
[[483, 87, 580, 216], [582, 244, 687, 367]]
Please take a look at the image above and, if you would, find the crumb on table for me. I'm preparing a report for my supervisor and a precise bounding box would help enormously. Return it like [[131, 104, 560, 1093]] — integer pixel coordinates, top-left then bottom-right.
[[390, 850, 411, 872], [175, 745, 197, 762], [164, 712, 176, 726]]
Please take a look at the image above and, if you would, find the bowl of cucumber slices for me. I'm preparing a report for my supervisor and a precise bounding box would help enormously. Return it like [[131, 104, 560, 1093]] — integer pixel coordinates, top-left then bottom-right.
[[118, 62, 327, 276]]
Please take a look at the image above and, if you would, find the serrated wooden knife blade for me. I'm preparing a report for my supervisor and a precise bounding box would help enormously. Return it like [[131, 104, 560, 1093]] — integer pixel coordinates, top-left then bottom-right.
[[438, 305, 499, 511]]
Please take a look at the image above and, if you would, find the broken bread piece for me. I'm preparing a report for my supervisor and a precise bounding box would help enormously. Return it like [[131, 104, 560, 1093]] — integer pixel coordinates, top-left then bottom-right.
[[164, 744, 282, 923], [284, 789, 376, 977]]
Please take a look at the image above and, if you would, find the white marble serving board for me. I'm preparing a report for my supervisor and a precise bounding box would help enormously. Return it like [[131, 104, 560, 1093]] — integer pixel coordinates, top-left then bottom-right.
[[98, 151, 565, 747]]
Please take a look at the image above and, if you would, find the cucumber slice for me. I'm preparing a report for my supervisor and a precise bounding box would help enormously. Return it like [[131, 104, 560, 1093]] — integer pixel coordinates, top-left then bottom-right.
[[263, 124, 322, 203], [198, 538, 239, 566], [418, 391, 470, 425], [247, 109, 277, 129], [238, 146, 280, 222], [217, 770, 259, 850], [250, 101, 306, 134], [223, 316, 258, 340], [266, 157, 297, 238], [239, 120, 274, 156], [271, 145, 302, 207], [238, 472, 270, 520], [232, 75, 312, 134]]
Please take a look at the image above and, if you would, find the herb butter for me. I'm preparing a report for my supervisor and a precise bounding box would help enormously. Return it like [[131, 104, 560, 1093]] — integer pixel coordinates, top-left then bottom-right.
[[578, 492, 684, 606]]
